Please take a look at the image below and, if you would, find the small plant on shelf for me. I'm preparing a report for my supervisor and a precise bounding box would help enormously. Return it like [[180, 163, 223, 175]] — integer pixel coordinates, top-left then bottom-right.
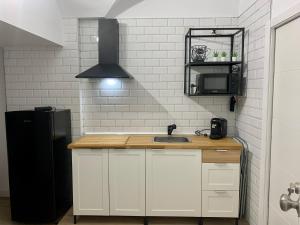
[[212, 51, 219, 62], [221, 51, 227, 62], [232, 52, 238, 61]]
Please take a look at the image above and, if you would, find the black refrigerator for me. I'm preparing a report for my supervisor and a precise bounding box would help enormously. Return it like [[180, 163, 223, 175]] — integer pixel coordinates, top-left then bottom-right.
[[5, 109, 72, 223]]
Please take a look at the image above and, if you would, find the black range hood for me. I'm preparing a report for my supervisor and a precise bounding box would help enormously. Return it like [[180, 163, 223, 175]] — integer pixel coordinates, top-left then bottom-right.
[[76, 18, 131, 79]]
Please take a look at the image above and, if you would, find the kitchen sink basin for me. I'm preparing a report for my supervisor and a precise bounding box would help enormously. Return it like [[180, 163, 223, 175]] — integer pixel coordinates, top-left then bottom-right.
[[153, 136, 190, 143]]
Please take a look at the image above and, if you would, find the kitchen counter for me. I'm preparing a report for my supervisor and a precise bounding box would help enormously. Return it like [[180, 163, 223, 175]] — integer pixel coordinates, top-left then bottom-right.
[[68, 134, 242, 150]]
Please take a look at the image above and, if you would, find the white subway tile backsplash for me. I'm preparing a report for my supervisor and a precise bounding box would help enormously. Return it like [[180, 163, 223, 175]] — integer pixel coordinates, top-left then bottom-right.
[[160, 27, 176, 35], [136, 19, 153, 27], [200, 18, 216, 27], [145, 27, 160, 34], [167, 18, 184, 26], [216, 17, 233, 26], [167, 35, 183, 43], [5, 17, 239, 137], [159, 42, 176, 50], [184, 18, 200, 27], [151, 35, 167, 43], [7, 97, 26, 105], [145, 43, 160, 50], [152, 19, 168, 27], [101, 90, 129, 97]]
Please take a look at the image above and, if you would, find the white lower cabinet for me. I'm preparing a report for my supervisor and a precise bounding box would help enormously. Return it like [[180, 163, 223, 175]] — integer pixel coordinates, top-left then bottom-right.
[[72, 148, 240, 219], [146, 149, 202, 217], [72, 149, 109, 215], [109, 149, 145, 216], [202, 191, 239, 217], [202, 163, 240, 218]]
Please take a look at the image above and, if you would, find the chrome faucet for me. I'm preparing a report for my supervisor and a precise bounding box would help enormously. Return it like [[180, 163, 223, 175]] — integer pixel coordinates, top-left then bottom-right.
[[167, 124, 177, 135], [280, 182, 300, 217]]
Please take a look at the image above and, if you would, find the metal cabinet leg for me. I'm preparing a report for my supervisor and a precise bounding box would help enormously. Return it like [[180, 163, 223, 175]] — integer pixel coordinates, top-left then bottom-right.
[[235, 218, 239, 225], [144, 217, 148, 225], [198, 217, 204, 225], [74, 215, 77, 224]]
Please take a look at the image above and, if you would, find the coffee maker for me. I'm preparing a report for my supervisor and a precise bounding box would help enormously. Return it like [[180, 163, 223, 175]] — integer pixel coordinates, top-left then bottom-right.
[[210, 118, 227, 139]]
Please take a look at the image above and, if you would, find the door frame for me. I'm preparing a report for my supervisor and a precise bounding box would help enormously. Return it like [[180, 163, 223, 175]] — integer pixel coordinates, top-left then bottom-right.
[[259, 3, 300, 225]]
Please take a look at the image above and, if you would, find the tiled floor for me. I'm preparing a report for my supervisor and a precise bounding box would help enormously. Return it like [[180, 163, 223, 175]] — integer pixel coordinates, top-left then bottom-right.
[[0, 198, 249, 225]]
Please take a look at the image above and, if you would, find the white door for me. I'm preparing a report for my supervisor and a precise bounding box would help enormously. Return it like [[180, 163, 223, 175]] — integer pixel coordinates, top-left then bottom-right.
[[72, 149, 109, 215], [146, 149, 202, 217], [268, 17, 300, 225], [109, 149, 146, 216]]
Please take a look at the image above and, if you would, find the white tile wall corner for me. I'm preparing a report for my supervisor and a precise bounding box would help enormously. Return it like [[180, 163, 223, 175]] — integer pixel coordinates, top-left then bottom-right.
[[79, 18, 238, 134], [3, 18, 81, 138], [236, 0, 271, 224]]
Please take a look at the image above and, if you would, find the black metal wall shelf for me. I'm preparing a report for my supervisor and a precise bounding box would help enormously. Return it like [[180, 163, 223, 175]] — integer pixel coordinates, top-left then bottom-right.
[[185, 61, 243, 67], [184, 27, 245, 97]]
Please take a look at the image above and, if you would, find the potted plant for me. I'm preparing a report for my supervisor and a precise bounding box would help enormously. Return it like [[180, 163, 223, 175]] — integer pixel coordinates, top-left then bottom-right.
[[221, 51, 227, 61], [212, 51, 219, 62], [232, 52, 238, 61]]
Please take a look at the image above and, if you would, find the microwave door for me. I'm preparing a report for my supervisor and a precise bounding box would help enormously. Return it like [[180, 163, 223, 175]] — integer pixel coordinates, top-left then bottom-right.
[[202, 75, 228, 94]]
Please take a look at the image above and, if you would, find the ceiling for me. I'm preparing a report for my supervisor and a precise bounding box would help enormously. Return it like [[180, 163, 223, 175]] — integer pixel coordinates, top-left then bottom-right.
[[56, 0, 239, 18], [57, 0, 116, 18], [0, 0, 241, 47], [56, 0, 145, 18], [0, 20, 60, 46]]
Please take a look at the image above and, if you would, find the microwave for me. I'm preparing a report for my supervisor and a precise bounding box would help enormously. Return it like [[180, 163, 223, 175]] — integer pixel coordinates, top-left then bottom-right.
[[196, 73, 240, 95]]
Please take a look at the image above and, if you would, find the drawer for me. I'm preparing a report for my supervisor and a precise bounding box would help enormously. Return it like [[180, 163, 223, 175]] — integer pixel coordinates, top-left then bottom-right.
[[202, 149, 241, 163], [202, 191, 239, 218], [202, 163, 240, 190]]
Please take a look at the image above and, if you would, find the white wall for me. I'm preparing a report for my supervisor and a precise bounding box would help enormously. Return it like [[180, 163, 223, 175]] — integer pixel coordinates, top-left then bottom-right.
[[0, 48, 9, 197], [79, 18, 237, 134], [117, 0, 239, 18], [237, 0, 271, 224], [4, 19, 81, 138], [238, 0, 256, 16], [58, 0, 239, 18], [57, 0, 115, 18], [0, 0, 63, 45], [0, 20, 63, 47], [271, 0, 300, 18]]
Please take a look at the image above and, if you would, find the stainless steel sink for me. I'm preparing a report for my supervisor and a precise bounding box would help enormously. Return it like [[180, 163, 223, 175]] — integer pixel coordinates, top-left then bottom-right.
[[154, 136, 190, 143]]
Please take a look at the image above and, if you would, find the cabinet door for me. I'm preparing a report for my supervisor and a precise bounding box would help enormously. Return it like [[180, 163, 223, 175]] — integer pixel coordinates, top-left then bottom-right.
[[202, 190, 239, 218], [109, 149, 146, 216], [146, 149, 202, 217], [202, 163, 240, 190], [72, 149, 109, 215]]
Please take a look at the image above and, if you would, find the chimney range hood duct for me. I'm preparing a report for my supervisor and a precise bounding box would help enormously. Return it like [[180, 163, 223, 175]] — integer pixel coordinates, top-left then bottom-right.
[[76, 18, 131, 79]]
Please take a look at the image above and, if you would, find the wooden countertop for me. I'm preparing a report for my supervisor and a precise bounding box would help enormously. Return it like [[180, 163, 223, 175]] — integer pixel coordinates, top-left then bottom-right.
[[68, 135, 242, 150]]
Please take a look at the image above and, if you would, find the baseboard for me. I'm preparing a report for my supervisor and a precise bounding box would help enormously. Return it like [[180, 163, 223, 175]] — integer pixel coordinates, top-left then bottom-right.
[[0, 190, 10, 197]]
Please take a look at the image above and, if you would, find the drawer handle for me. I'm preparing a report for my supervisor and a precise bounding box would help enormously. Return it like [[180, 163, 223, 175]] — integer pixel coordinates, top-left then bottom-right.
[[215, 149, 228, 152], [215, 163, 227, 166], [215, 191, 227, 194]]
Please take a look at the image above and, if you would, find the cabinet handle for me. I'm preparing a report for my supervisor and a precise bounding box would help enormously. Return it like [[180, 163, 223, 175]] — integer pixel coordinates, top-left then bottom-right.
[[215, 163, 227, 166], [215, 191, 227, 194], [215, 149, 228, 152]]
